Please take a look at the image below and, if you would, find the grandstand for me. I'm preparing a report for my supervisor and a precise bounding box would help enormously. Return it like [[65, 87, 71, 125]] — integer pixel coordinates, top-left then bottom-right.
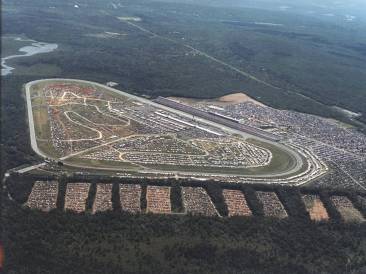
[[154, 97, 281, 141]]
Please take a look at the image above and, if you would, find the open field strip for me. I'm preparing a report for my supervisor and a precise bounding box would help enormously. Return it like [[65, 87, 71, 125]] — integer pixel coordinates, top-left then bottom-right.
[[256, 191, 288, 218], [119, 184, 142, 213], [182, 187, 219, 216], [92, 184, 113, 213], [21, 180, 365, 222], [64, 183, 90, 213], [223, 189, 252, 217], [146, 186, 172, 214], [302, 194, 329, 221], [330, 195, 364, 222], [26, 181, 58, 212]]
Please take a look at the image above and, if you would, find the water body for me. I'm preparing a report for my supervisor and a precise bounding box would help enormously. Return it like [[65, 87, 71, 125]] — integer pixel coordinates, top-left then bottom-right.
[[1, 39, 58, 76], [254, 22, 284, 27]]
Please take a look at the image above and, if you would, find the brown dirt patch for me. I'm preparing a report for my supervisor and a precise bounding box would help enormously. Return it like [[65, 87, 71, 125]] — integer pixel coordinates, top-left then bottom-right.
[[168, 92, 265, 107], [218, 93, 265, 106]]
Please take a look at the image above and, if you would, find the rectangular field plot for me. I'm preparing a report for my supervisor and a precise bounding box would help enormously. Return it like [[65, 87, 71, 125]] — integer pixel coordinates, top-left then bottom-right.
[[64, 183, 90, 213], [92, 184, 113, 213], [27, 181, 58, 212], [182, 187, 219, 216], [330, 196, 365, 222], [146, 186, 171, 214], [223, 189, 252, 217], [119, 184, 141, 213], [302, 194, 329, 221], [256, 191, 288, 218]]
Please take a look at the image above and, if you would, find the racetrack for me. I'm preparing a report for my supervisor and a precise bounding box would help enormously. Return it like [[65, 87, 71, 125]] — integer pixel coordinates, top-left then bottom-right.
[[25, 79, 327, 184]]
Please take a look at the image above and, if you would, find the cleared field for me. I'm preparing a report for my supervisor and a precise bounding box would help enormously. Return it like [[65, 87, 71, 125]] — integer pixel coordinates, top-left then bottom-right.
[[119, 184, 141, 213], [330, 196, 365, 223], [256, 191, 288, 218], [92, 184, 113, 213], [223, 189, 252, 217], [64, 183, 90, 213], [302, 194, 329, 221], [32, 107, 49, 138], [26, 181, 58, 212], [146, 186, 171, 214], [218, 93, 265, 106], [182, 187, 219, 216]]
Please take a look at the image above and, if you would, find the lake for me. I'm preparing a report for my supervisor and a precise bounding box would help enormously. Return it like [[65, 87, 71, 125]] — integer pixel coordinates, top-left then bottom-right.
[[1, 38, 58, 76]]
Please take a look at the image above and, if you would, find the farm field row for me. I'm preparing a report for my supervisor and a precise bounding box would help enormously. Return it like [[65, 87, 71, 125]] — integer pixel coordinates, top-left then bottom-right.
[[24, 181, 365, 223]]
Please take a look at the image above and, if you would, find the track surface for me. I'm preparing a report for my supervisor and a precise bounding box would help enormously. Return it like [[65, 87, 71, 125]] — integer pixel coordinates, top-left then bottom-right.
[[25, 79, 313, 181]]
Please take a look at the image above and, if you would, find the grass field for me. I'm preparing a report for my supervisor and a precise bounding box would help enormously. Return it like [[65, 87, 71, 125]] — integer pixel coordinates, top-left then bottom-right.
[[246, 138, 302, 175], [64, 157, 142, 171]]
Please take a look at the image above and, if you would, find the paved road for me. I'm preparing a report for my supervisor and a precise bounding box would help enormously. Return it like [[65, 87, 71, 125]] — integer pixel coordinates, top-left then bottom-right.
[[17, 163, 46, 174]]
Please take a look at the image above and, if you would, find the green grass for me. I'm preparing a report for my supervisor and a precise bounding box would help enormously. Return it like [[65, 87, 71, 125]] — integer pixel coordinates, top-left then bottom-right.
[[246, 139, 302, 175], [64, 157, 141, 171], [37, 140, 63, 159]]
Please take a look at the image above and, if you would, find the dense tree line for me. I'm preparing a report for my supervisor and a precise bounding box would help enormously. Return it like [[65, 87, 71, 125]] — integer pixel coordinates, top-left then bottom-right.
[[112, 182, 122, 212], [4, 173, 366, 273], [1, 76, 40, 177], [2, 197, 366, 274], [204, 182, 229, 216], [5, 174, 366, 221], [85, 182, 97, 213], [170, 182, 184, 213], [3, 0, 366, 139], [241, 185, 264, 216], [277, 188, 309, 219]]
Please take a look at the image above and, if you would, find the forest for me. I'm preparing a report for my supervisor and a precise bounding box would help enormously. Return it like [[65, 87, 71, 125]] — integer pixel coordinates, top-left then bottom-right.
[[3, 173, 366, 273], [3, 0, 366, 123], [2, 0, 366, 177]]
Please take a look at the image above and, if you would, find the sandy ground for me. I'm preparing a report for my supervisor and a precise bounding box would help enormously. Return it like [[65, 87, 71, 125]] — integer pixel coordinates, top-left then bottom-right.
[[218, 93, 265, 106], [168, 92, 265, 107], [308, 199, 329, 221]]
